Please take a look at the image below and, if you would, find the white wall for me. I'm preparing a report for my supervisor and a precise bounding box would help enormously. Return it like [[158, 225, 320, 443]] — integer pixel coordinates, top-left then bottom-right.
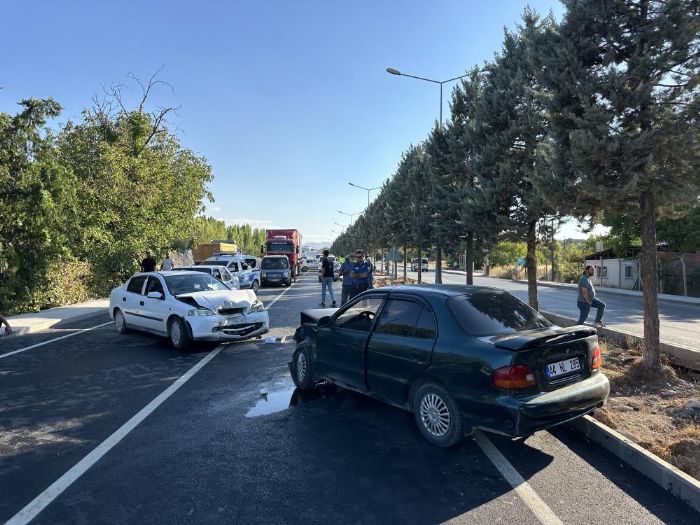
[[584, 258, 638, 290]]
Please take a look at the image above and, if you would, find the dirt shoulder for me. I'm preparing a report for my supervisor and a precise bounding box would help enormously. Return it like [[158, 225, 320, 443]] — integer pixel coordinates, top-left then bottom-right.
[[594, 341, 700, 480]]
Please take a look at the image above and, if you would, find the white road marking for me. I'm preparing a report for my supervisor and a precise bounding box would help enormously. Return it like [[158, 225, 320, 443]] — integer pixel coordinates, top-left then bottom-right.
[[4, 345, 223, 525], [473, 432, 564, 525], [0, 321, 114, 360], [263, 274, 305, 310]]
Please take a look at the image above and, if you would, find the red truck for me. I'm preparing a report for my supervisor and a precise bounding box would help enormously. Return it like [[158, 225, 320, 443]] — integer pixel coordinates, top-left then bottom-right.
[[264, 229, 303, 276]]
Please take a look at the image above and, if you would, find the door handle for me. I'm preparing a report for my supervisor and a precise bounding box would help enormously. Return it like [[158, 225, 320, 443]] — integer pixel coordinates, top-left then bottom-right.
[[139, 301, 144, 306], [122, 297, 126, 302]]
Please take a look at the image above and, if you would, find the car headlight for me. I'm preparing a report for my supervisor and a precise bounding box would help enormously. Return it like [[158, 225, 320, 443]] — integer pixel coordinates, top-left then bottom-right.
[[188, 307, 217, 317], [261, 272, 267, 278], [283, 270, 290, 276], [250, 300, 265, 312]]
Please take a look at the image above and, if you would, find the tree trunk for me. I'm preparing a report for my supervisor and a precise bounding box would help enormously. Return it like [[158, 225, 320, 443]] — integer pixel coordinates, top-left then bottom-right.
[[639, 189, 661, 370], [466, 231, 474, 285], [417, 246, 422, 284], [435, 245, 443, 284], [526, 220, 539, 310], [402, 245, 407, 281]]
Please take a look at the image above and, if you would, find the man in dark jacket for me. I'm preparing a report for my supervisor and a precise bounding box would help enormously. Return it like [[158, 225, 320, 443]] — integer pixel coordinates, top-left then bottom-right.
[[141, 251, 157, 272]]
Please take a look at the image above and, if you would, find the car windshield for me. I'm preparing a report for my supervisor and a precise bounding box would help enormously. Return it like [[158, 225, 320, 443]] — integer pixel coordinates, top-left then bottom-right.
[[262, 258, 288, 269], [267, 242, 293, 253], [164, 273, 229, 295], [447, 291, 551, 336]]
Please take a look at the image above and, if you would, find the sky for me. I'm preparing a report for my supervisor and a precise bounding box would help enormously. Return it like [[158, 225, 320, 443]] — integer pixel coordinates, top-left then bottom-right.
[[1, 0, 607, 245]]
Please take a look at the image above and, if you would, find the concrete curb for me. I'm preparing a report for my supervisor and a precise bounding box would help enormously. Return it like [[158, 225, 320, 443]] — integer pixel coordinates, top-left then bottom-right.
[[571, 415, 700, 514], [541, 311, 700, 371], [8, 300, 110, 337]]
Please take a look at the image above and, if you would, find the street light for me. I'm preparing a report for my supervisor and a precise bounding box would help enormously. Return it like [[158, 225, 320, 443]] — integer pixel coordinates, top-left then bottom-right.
[[386, 67, 469, 126], [338, 210, 361, 225], [348, 182, 380, 208]]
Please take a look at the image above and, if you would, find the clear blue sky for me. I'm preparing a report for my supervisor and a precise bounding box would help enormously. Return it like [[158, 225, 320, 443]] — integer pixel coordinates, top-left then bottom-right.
[[2, 1, 603, 244]]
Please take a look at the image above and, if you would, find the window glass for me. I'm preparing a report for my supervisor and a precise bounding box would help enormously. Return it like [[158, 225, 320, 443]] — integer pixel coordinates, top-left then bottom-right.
[[447, 291, 551, 336], [145, 276, 164, 296], [127, 275, 147, 294], [414, 308, 437, 339], [334, 297, 384, 332], [212, 269, 221, 280], [164, 273, 229, 296], [624, 265, 633, 278], [375, 300, 422, 337]]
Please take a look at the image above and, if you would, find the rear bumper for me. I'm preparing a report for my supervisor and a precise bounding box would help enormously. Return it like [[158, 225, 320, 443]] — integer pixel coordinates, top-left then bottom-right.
[[473, 372, 610, 437]]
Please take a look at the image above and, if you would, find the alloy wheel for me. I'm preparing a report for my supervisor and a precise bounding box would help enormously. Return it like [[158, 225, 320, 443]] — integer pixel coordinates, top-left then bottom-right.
[[419, 392, 451, 437]]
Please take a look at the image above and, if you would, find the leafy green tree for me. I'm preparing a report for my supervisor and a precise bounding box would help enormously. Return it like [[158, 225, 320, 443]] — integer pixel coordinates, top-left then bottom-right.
[[489, 241, 527, 267], [536, 0, 700, 369]]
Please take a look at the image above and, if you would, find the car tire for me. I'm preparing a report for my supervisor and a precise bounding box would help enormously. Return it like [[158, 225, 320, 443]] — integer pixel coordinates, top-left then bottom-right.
[[291, 345, 314, 390], [412, 382, 463, 448], [251, 279, 260, 292], [169, 317, 192, 350], [114, 309, 128, 334]]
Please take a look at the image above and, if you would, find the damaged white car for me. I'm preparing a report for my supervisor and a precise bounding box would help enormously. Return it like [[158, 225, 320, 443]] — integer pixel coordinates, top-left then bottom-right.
[[109, 271, 269, 349]]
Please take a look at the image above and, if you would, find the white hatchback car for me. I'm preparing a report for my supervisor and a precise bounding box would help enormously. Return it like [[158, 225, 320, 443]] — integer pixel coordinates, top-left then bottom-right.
[[109, 271, 269, 348]]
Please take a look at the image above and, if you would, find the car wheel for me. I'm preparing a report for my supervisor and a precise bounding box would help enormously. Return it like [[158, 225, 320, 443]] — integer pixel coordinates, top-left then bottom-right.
[[169, 317, 192, 350], [412, 383, 463, 448], [114, 309, 128, 334], [291, 345, 314, 390], [251, 279, 260, 292]]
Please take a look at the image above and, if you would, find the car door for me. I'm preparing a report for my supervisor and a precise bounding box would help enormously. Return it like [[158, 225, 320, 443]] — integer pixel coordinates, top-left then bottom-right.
[[120, 275, 148, 327], [139, 276, 170, 334], [314, 295, 385, 391], [366, 297, 437, 405]]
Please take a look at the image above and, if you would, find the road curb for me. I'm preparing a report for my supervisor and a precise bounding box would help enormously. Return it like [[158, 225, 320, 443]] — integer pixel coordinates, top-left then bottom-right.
[[571, 415, 700, 514], [541, 311, 700, 371], [9, 305, 109, 337]]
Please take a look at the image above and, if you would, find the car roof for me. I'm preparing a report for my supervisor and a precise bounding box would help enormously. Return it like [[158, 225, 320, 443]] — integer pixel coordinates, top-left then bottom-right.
[[369, 284, 507, 298], [133, 271, 204, 277], [177, 265, 227, 270], [263, 255, 288, 258]]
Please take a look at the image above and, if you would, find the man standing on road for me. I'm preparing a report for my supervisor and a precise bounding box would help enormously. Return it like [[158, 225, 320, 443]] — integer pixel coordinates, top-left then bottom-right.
[[577, 265, 606, 327], [339, 253, 354, 305], [161, 252, 174, 271], [141, 251, 157, 273], [320, 250, 336, 307], [349, 250, 371, 301]]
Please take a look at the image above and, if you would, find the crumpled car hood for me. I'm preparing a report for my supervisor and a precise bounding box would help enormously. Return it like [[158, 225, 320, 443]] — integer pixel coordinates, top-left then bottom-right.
[[177, 289, 256, 311]]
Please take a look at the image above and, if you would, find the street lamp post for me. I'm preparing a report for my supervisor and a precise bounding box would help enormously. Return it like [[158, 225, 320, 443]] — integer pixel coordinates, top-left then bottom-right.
[[348, 182, 380, 208], [386, 66, 470, 284], [386, 67, 468, 126], [338, 210, 360, 225]]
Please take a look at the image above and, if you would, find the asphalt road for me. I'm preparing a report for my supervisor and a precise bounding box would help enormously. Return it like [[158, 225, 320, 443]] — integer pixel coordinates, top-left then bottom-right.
[[402, 270, 700, 351], [0, 272, 697, 524]]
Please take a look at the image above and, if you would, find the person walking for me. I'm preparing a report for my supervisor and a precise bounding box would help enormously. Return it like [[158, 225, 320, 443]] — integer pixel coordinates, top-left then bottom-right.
[[349, 250, 372, 301], [0, 313, 12, 336], [320, 250, 336, 307], [161, 252, 174, 271], [339, 254, 354, 305], [141, 251, 157, 272], [577, 265, 606, 327]]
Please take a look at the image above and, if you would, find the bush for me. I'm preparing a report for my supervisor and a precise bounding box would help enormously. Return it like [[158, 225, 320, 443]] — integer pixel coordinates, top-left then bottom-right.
[[19, 260, 95, 313]]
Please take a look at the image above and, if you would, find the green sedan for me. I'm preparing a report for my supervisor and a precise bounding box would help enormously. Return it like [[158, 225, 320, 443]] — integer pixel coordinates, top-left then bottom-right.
[[291, 284, 609, 448]]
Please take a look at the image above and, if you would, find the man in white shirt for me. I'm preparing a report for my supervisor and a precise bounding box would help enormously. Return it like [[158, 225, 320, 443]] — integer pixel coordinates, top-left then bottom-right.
[[161, 253, 174, 271]]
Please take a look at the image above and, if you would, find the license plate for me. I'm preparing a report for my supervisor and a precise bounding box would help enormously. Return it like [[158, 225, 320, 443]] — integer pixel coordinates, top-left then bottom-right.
[[546, 357, 581, 379]]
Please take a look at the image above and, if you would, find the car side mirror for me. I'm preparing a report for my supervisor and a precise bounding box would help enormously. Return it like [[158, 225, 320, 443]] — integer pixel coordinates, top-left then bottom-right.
[[317, 316, 331, 327], [301, 267, 308, 272], [147, 291, 163, 299]]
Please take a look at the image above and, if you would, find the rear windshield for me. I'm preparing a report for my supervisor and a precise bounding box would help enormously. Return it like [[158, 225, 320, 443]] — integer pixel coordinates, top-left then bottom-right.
[[447, 291, 551, 336]]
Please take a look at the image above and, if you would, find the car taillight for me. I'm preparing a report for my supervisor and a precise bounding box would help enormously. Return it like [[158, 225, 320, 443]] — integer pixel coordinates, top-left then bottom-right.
[[591, 346, 603, 370], [492, 365, 537, 389]]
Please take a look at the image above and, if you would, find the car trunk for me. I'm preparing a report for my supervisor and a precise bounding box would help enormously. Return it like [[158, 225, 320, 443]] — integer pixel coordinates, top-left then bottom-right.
[[488, 326, 599, 392]]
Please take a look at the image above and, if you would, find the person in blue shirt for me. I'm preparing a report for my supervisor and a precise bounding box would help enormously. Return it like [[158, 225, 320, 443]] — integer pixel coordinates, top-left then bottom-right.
[[577, 265, 606, 327], [339, 254, 355, 305], [349, 250, 372, 301]]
